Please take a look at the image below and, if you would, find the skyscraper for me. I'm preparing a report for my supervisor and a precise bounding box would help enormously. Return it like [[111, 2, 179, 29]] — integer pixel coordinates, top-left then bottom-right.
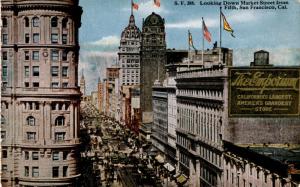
[[118, 13, 141, 86], [1, 0, 82, 186], [140, 12, 166, 137]]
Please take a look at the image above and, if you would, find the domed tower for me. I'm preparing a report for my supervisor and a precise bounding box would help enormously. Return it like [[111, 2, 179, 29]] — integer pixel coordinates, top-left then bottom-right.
[[140, 12, 166, 124], [1, 0, 82, 186], [118, 13, 141, 86]]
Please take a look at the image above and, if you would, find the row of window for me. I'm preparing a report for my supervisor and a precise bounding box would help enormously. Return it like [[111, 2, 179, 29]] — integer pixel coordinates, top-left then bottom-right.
[[1, 33, 68, 45], [1, 17, 66, 28], [24, 166, 68, 178], [23, 66, 68, 77], [1, 50, 69, 62], [26, 116, 65, 126], [23, 82, 69, 88], [23, 151, 68, 161], [26, 132, 66, 141]]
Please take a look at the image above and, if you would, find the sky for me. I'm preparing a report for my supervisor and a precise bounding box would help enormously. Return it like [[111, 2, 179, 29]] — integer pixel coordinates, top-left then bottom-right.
[[78, 0, 300, 93]]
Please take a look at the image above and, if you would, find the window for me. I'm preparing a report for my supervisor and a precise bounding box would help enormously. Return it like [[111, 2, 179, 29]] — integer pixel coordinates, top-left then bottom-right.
[[33, 33, 39, 43], [2, 66, 7, 77], [63, 151, 68, 160], [52, 167, 59, 177], [2, 52, 7, 60], [24, 66, 30, 77], [32, 66, 39, 76], [24, 166, 29, 177], [24, 82, 29, 87], [55, 116, 65, 126], [51, 50, 59, 61], [27, 116, 35, 126], [62, 67, 68, 77], [32, 51, 39, 60], [62, 18, 68, 28], [32, 152, 39, 160], [249, 183, 252, 187], [62, 34, 67, 44], [51, 17, 58, 27], [51, 34, 58, 44], [2, 34, 8, 44], [2, 18, 7, 27], [25, 151, 29, 160], [62, 82, 68, 88], [2, 165, 8, 172], [53, 152, 59, 160], [55, 132, 65, 141], [1, 131, 6, 139], [63, 166, 68, 177], [26, 132, 36, 141], [257, 169, 260, 179], [62, 50, 68, 61], [24, 17, 29, 27], [33, 82, 39, 87], [32, 167, 39, 177], [25, 33, 30, 43], [51, 66, 59, 77], [51, 82, 59, 88], [2, 150, 7, 158], [25, 51, 30, 60], [265, 173, 268, 183], [32, 17, 39, 27], [1, 115, 5, 125]]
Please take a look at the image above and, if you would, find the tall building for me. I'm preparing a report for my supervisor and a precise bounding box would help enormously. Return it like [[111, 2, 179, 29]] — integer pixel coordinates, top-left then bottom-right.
[[140, 12, 166, 139], [105, 66, 120, 117], [97, 79, 104, 112], [118, 13, 141, 86], [1, 0, 82, 186], [79, 70, 86, 95]]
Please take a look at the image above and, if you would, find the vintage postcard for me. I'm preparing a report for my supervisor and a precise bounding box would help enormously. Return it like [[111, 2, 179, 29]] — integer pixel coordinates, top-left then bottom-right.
[[1, 0, 299, 186]]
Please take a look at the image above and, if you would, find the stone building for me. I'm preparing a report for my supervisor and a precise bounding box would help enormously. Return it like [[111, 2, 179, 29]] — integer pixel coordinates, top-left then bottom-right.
[[118, 13, 141, 86], [175, 49, 300, 186], [105, 66, 120, 118], [140, 12, 166, 140], [175, 47, 233, 187], [152, 80, 168, 153], [1, 0, 82, 186]]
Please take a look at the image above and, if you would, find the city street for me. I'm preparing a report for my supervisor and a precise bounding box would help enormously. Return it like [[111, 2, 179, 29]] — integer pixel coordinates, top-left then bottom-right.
[[79, 102, 179, 187]]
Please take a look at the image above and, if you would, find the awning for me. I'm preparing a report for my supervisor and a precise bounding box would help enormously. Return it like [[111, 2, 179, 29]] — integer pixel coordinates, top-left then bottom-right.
[[155, 154, 164, 164], [176, 174, 188, 184], [163, 163, 175, 172]]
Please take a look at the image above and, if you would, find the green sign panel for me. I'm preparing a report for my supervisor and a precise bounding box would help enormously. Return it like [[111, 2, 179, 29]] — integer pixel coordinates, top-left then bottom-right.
[[229, 68, 300, 117]]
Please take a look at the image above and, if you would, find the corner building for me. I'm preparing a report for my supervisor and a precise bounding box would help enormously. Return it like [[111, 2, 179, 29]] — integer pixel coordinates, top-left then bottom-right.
[[1, 0, 82, 186]]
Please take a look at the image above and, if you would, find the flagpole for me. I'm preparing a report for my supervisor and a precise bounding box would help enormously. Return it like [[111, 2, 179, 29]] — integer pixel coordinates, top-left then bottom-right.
[[131, 0, 133, 15], [188, 30, 190, 69], [202, 17, 204, 65], [219, 6, 222, 64]]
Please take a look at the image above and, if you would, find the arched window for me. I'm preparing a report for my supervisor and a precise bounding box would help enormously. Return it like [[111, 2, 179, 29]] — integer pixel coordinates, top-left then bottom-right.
[[51, 17, 58, 27], [2, 18, 7, 27], [1, 115, 5, 125], [55, 116, 65, 126], [27, 116, 35, 126], [24, 17, 29, 27], [62, 18, 68, 29], [32, 17, 39, 27]]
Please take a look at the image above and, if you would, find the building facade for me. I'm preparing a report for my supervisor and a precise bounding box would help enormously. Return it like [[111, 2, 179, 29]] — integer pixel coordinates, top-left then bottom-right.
[[79, 70, 86, 96], [175, 48, 233, 187], [140, 12, 166, 140], [118, 13, 141, 86], [1, 0, 82, 186], [152, 81, 168, 153], [97, 79, 104, 112]]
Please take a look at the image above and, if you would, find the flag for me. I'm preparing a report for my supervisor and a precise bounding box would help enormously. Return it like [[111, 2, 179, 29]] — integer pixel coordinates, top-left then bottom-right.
[[202, 19, 212, 43], [154, 0, 160, 7], [188, 31, 196, 50], [221, 12, 235, 38], [132, 2, 139, 10]]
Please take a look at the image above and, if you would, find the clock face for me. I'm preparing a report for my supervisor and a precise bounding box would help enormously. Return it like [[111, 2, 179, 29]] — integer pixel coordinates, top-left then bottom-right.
[[150, 16, 157, 24]]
